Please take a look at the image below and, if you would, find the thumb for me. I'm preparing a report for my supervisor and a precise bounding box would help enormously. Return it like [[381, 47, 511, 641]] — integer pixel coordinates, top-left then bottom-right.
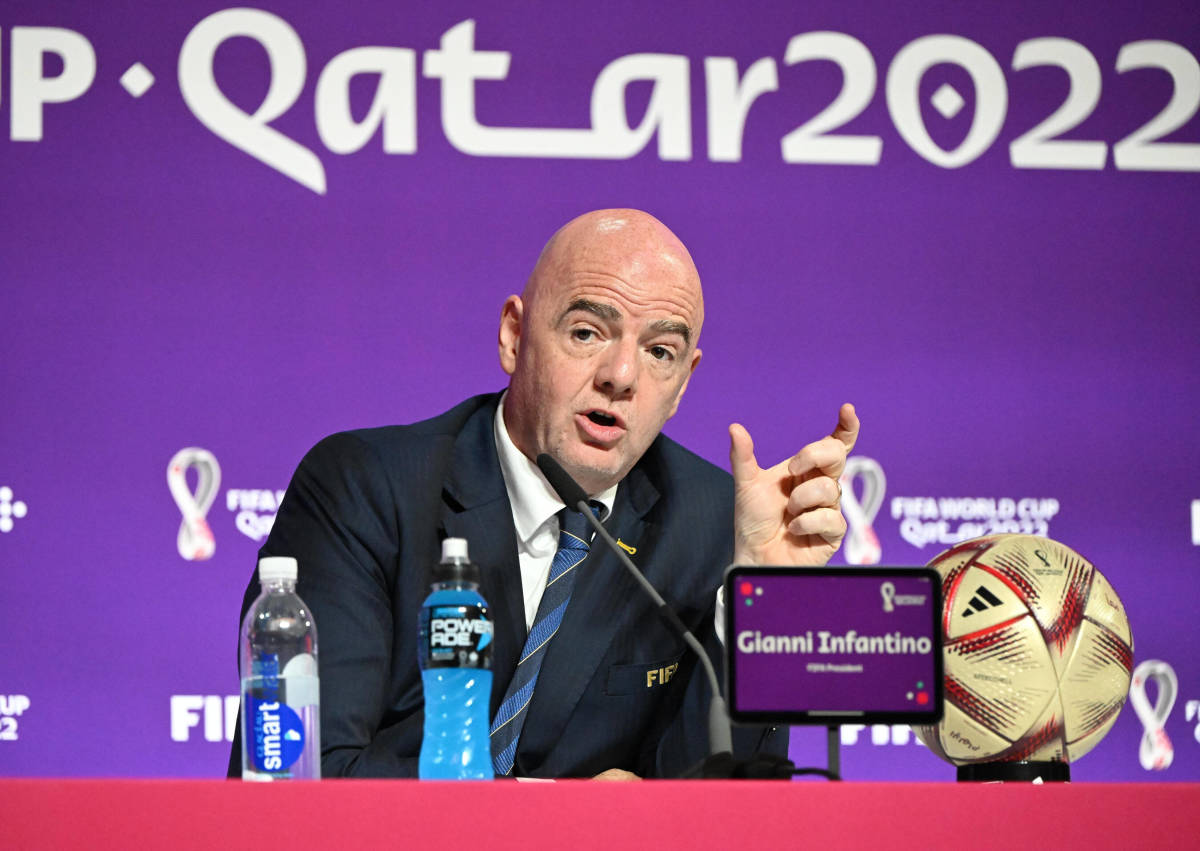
[[728, 423, 760, 485], [832, 402, 859, 452]]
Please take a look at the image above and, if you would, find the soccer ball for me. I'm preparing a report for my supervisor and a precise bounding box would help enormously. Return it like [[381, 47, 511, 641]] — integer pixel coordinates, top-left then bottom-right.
[[914, 534, 1133, 766]]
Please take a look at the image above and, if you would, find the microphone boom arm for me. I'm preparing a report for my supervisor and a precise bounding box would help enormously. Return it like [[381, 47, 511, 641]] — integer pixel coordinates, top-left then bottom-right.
[[574, 497, 734, 757]]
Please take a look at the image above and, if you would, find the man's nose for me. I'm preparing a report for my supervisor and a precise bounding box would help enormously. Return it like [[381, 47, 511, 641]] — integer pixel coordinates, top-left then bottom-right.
[[594, 340, 638, 396]]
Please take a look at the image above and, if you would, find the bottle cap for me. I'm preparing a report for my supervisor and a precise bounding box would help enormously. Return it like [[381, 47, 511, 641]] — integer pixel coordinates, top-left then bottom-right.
[[434, 538, 480, 585], [258, 556, 298, 583], [441, 538, 469, 562]]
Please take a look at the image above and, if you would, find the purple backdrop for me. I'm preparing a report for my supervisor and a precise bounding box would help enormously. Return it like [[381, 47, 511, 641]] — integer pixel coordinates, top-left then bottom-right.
[[1, 1, 1197, 780]]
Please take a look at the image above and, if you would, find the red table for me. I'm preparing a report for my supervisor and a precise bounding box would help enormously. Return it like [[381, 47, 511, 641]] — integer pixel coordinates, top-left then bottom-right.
[[2, 779, 1197, 849]]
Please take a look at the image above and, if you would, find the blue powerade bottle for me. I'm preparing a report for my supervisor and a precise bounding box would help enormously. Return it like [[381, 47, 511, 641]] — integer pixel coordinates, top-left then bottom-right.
[[418, 538, 494, 779]]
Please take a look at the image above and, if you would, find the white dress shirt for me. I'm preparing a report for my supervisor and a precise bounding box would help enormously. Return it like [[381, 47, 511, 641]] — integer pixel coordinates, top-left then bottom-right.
[[494, 395, 617, 631]]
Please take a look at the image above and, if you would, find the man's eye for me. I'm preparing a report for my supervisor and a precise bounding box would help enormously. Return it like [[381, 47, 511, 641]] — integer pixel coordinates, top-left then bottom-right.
[[649, 345, 674, 361], [571, 328, 595, 342]]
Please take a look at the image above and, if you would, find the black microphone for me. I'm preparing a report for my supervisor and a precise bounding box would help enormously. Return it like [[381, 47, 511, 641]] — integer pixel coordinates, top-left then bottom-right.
[[535, 453, 733, 760]]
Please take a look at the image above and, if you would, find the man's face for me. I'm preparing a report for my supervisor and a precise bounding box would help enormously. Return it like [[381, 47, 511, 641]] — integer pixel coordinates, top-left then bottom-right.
[[499, 213, 703, 496]]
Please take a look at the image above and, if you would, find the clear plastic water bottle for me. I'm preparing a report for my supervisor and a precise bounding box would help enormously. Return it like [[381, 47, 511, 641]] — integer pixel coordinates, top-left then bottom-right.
[[418, 538, 494, 779], [239, 556, 320, 780]]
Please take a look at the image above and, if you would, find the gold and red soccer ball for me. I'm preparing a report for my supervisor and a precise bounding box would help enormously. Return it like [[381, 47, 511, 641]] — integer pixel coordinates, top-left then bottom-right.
[[915, 534, 1133, 766]]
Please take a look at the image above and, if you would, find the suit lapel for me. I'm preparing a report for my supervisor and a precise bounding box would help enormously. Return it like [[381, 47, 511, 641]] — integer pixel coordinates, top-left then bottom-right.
[[516, 462, 661, 772], [439, 401, 525, 719]]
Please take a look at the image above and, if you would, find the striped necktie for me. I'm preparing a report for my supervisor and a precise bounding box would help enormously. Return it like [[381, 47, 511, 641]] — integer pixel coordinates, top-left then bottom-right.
[[491, 503, 598, 776]]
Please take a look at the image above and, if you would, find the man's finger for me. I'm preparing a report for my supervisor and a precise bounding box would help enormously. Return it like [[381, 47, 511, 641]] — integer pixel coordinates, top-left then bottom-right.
[[787, 436, 849, 479], [786, 476, 841, 517], [787, 506, 848, 544], [833, 402, 859, 452], [728, 423, 760, 486]]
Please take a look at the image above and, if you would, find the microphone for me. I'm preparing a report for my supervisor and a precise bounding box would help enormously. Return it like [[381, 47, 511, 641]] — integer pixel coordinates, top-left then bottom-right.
[[535, 453, 733, 760]]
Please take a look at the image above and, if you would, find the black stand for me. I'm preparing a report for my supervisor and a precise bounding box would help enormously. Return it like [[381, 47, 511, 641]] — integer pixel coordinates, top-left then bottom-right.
[[681, 727, 843, 780], [957, 761, 1070, 783], [681, 751, 797, 779]]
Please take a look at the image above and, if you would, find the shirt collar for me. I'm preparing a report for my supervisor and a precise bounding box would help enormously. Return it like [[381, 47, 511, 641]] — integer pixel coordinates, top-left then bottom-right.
[[494, 392, 617, 545]]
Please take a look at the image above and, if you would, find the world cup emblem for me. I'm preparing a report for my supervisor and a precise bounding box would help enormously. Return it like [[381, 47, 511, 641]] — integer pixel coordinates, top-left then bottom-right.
[[880, 581, 895, 612], [1129, 659, 1178, 771], [167, 447, 221, 561], [840, 456, 886, 565]]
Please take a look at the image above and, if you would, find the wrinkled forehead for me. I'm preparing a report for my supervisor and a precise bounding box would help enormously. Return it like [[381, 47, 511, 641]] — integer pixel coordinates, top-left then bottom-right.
[[527, 210, 705, 332]]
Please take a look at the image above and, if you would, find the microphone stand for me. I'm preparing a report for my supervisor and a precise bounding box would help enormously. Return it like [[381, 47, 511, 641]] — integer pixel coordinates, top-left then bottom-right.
[[585, 507, 794, 779], [579, 501, 732, 756], [535, 454, 795, 780]]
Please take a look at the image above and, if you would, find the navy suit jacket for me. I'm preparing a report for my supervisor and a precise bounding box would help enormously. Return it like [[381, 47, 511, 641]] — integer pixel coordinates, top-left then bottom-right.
[[228, 393, 784, 777]]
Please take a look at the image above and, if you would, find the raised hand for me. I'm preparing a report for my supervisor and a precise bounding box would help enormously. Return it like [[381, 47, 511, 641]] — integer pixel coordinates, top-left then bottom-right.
[[729, 404, 859, 566]]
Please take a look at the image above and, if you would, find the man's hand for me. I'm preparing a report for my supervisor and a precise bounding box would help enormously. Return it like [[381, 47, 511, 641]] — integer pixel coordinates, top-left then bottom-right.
[[730, 404, 859, 566], [592, 768, 642, 781]]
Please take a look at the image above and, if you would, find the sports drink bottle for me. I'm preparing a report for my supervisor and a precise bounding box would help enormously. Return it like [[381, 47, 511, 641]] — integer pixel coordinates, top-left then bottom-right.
[[418, 538, 494, 779]]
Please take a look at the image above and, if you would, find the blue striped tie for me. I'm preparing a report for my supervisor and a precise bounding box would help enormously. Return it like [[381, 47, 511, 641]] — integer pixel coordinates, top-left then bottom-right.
[[491, 504, 598, 776]]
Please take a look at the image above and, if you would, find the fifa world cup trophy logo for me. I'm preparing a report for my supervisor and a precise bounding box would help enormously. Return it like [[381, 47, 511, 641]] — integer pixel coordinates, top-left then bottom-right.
[[167, 448, 221, 561], [840, 456, 886, 565], [1129, 659, 1178, 771]]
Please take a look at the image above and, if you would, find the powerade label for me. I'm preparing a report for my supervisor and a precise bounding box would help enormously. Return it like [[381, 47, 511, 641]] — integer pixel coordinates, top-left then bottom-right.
[[250, 698, 305, 772], [419, 604, 493, 669]]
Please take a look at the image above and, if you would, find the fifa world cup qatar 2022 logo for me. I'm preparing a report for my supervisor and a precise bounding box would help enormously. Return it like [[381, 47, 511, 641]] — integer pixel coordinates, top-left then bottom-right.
[[1129, 659, 1178, 771], [840, 457, 886, 565], [167, 447, 221, 561]]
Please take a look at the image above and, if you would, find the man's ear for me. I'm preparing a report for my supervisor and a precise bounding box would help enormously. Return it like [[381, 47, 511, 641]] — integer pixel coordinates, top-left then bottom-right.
[[498, 295, 523, 376], [667, 347, 701, 418]]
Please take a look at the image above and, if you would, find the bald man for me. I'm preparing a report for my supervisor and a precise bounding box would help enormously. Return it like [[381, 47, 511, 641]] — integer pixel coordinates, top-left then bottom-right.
[[229, 210, 858, 779]]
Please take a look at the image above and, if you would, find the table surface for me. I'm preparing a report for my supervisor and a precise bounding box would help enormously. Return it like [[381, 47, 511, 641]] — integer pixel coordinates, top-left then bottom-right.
[[2, 779, 1198, 850]]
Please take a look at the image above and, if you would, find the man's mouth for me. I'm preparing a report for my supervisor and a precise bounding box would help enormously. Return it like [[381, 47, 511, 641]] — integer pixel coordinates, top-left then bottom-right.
[[577, 409, 625, 443], [586, 410, 618, 427]]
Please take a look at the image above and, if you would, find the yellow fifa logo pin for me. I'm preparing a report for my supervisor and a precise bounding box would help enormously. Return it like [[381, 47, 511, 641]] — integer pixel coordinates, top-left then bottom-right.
[[616, 539, 637, 555], [646, 662, 679, 688]]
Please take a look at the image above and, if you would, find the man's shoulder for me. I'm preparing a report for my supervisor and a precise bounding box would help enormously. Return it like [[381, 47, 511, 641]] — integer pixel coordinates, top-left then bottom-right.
[[636, 434, 734, 576], [641, 432, 732, 504], [297, 392, 500, 475]]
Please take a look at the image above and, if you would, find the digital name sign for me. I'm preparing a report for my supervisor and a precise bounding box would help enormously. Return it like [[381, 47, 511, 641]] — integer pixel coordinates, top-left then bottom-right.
[[725, 567, 944, 725]]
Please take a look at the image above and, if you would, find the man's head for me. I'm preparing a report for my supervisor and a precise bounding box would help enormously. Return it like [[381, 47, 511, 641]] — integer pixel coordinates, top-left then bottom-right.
[[499, 209, 704, 496]]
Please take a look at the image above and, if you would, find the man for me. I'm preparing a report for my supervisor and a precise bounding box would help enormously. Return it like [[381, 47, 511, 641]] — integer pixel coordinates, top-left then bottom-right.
[[229, 209, 858, 779]]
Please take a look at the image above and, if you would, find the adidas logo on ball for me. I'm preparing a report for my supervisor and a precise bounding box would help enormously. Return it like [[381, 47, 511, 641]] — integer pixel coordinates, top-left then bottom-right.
[[961, 585, 1003, 617]]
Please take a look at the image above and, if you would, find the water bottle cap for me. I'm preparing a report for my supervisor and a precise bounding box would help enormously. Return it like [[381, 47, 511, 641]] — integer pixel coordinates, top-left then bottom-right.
[[441, 538, 469, 562], [258, 556, 298, 583]]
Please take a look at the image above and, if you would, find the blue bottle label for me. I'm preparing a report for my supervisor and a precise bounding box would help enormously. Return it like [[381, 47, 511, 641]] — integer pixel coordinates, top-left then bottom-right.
[[250, 697, 305, 772], [419, 604, 493, 669]]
